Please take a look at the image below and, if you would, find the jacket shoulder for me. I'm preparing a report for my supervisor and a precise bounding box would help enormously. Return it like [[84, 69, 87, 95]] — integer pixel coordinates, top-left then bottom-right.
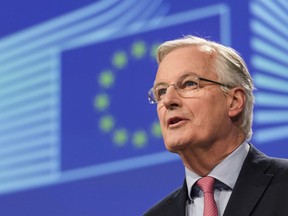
[[268, 156, 288, 175]]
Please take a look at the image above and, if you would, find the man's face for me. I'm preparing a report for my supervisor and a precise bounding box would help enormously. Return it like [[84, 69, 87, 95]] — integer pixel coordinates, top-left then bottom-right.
[[155, 46, 231, 153]]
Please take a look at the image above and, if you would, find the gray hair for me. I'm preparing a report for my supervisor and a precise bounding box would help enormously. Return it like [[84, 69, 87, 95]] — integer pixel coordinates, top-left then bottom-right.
[[156, 35, 255, 140]]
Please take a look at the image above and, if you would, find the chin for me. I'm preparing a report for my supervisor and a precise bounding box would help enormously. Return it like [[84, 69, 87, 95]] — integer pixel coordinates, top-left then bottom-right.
[[164, 141, 187, 153]]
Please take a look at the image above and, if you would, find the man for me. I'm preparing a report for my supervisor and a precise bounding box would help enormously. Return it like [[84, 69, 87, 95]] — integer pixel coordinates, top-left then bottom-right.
[[144, 35, 288, 216]]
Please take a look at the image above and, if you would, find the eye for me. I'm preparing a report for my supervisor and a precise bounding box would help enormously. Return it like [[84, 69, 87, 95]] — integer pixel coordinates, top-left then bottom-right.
[[155, 87, 167, 100], [181, 80, 198, 89], [157, 88, 167, 96]]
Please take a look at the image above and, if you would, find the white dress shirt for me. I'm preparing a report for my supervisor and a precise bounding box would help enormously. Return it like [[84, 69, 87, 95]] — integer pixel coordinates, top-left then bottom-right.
[[185, 141, 250, 216]]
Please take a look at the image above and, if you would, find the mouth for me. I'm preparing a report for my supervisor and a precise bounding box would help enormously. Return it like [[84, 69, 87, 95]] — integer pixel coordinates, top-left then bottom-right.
[[167, 117, 187, 126]]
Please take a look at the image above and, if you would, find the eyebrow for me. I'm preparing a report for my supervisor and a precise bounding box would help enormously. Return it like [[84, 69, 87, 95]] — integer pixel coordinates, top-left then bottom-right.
[[153, 72, 199, 87], [153, 81, 167, 88]]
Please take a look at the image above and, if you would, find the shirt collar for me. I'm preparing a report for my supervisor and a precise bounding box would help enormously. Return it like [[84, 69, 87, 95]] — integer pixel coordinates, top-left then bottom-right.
[[185, 141, 250, 201]]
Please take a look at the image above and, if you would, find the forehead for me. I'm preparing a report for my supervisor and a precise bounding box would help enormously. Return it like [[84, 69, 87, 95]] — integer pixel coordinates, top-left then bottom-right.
[[155, 46, 217, 82]]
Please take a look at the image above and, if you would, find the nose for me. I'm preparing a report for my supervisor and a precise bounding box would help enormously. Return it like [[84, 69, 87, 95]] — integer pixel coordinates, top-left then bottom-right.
[[161, 85, 182, 110]]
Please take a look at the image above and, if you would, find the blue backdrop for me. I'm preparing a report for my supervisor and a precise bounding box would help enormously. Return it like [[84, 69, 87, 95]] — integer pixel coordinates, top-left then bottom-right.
[[0, 0, 287, 215]]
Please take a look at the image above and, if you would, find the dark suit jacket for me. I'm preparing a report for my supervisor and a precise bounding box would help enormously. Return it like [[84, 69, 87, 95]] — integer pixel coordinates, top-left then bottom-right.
[[143, 145, 288, 216]]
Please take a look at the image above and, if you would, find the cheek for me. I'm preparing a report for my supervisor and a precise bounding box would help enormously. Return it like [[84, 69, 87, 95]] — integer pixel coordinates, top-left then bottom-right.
[[202, 103, 228, 128], [185, 96, 226, 126], [157, 107, 169, 138], [157, 106, 165, 125]]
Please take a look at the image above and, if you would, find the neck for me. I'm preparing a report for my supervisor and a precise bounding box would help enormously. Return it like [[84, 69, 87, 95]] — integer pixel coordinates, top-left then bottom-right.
[[179, 132, 246, 176]]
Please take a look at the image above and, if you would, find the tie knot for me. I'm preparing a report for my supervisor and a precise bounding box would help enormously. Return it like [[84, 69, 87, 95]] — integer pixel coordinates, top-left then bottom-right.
[[197, 176, 215, 193]]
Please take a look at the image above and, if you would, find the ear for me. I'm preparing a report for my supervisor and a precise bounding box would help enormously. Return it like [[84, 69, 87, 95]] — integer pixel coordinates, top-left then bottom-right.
[[227, 87, 246, 118]]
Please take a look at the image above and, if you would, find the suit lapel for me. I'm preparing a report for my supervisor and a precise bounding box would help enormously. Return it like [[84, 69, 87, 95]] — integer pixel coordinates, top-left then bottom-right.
[[165, 180, 188, 216], [223, 146, 273, 216], [178, 181, 188, 216], [173, 180, 188, 216]]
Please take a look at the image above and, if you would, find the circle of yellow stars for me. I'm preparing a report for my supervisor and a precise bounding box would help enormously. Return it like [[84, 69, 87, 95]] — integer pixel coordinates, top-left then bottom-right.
[[94, 40, 162, 148]]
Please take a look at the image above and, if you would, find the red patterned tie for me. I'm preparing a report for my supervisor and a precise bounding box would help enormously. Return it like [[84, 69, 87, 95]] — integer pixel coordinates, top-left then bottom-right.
[[197, 176, 218, 216]]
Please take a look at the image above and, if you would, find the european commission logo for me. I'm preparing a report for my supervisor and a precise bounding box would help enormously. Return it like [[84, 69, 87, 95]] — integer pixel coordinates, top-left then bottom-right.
[[93, 40, 162, 148], [0, 0, 233, 195]]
